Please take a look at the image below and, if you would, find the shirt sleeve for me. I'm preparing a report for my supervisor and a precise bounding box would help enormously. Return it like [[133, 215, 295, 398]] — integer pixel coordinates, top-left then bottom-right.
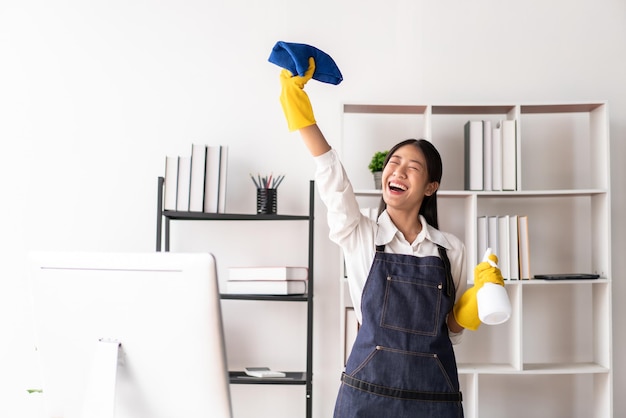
[[313, 149, 365, 246], [449, 329, 464, 344], [313, 149, 376, 324]]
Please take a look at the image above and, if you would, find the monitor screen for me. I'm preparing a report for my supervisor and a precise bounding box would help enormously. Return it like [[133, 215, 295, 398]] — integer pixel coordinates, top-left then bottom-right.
[[29, 251, 233, 418]]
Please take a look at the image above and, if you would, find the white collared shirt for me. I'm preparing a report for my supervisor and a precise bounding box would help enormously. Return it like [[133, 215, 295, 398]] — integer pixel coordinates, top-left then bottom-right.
[[314, 149, 467, 343]]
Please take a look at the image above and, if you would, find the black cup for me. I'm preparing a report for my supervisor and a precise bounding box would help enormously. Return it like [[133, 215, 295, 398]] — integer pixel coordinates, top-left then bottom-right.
[[256, 188, 277, 214]]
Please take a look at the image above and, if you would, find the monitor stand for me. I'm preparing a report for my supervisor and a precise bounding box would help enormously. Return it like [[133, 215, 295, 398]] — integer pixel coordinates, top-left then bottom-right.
[[81, 338, 121, 418]]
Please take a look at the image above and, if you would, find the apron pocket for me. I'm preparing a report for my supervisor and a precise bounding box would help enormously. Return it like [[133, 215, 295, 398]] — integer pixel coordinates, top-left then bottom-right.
[[349, 345, 456, 393], [381, 275, 442, 335]]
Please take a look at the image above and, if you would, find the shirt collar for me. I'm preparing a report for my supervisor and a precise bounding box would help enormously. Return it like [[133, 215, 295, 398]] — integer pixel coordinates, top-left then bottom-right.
[[375, 211, 452, 250]]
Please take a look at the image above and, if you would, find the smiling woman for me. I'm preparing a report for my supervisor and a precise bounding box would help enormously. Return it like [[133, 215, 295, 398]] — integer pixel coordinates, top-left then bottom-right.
[[275, 56, 488, 418], [378, 139, 442, 232]]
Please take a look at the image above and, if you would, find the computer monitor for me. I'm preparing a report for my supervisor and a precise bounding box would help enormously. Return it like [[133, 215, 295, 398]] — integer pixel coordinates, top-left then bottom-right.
[[29, 251, 233, 418]]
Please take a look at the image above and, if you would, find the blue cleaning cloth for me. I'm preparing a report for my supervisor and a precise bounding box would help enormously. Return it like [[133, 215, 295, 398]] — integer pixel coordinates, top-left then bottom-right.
[[268, 41, 343, 85]]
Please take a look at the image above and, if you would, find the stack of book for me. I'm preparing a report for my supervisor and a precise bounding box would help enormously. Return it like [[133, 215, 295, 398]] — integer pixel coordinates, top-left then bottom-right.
[[163, 144, 229, 213], [225, 266, 308, 295], [477, 215, 530, 280], [464, 119, 517, 191]]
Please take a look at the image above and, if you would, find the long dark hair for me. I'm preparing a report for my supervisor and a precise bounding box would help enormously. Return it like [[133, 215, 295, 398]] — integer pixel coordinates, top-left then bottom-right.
[[377, 139, 443, 229]]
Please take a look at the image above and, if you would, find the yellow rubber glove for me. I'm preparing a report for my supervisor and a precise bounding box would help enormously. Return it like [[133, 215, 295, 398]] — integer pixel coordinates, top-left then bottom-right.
[[279, 57, 316, 131], [453, 254, 505, 331]]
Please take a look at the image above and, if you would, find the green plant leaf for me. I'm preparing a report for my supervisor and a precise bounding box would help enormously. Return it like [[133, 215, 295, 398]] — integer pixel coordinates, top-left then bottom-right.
[[368, 150, 389, 172]]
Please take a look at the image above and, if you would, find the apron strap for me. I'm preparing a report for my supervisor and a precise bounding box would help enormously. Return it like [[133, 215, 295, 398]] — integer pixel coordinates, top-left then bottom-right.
[[437, 246, 455, 301]]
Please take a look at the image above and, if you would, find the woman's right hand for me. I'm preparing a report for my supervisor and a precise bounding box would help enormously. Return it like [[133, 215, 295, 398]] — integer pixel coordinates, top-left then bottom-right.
[[279, 57, 316, 131]]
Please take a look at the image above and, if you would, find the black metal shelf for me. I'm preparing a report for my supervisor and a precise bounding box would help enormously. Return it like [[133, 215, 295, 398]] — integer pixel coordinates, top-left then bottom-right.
[[155, 177, 315, 418], [229, 371, 307, 385], [220, 293, 308, 302], [162, 210, 309, 221]]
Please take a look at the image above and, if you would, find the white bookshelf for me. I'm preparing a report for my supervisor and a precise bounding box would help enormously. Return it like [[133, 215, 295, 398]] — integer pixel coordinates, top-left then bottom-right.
[[339, 102, 612, 418]]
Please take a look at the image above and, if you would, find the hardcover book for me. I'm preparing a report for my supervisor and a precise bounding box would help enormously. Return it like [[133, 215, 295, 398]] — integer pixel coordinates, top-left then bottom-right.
[[228, 266, 308, 281], [189, 144, 207, 212], [501, 119, 517, 191], [464, 120, 484, 191], [176, 156, 191, 211], [225, 280, 307, 295], [164, 156, 178, 211]]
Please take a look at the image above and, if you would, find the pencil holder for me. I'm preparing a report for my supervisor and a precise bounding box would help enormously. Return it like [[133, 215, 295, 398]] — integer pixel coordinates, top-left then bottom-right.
[[257, 188, 277, 215]]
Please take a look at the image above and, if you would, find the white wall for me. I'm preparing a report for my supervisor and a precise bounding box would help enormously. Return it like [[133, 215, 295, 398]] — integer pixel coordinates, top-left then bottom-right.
[[1, 1, 624, 417]]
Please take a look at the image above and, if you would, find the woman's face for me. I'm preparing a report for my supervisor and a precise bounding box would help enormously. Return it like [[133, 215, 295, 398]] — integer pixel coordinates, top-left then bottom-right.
[[381, 144, 439, 212]]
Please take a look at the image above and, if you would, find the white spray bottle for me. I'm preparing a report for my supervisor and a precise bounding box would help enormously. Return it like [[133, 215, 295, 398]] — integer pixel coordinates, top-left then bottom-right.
[[476, 248, 512, 325]]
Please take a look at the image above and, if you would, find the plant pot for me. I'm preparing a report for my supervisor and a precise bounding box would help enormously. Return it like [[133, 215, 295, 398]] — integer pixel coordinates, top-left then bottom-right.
[[373, 171, 382, 189]]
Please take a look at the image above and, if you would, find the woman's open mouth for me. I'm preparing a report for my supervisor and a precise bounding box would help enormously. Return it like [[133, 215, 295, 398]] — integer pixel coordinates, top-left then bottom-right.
[[388, 181, 407, 193]]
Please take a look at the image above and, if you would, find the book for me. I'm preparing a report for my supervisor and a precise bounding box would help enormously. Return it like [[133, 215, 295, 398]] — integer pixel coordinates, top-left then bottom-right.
[[225, 280, 307, 295], [501, 119, 517, 191], [176, 156, 191, 211], [189, 144, 207, 212], [509, 215, 519, 280], [488, 215, 499, 258], [164, 156, 178, 211], [244, 367, 286, 378], [477, 216, 488, 262], [464, 120, 484, 191], [218, 145, 229, 213], [483, 120, 493, 191], [491, 124, 502, 191], [203, 145, 221, 213], [228, 266, 308, 281], [518, 215, 531, 279], [498, 215, 510, 279]]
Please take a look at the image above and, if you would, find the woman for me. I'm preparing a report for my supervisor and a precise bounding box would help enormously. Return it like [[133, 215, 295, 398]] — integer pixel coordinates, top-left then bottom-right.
[[278, 57, 503, 418]]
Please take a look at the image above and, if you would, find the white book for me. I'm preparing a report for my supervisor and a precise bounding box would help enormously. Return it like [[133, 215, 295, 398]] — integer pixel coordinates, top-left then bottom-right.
[[189, 144, 207, 212], [488, 216, 499, 258], [509, 215, 520, 280], [164, 156, 178, 211], [464, 120, 484, 191], [203, 145, 221, 213], [492, 124, 503, 191], [218, 145, 229, 213], [518, 215, 531, 279], [225, 280, 307, 295], [228, 266, 308, 281], [483, 120, 493, 191], [498, 215, 510, 280], [477, 216, 488, 263], [501, 119, 517, 191], [176, 156, 191, 211]]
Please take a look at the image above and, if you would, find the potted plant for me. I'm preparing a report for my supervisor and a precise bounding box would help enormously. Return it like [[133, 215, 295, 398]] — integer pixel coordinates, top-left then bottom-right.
[[368, 150, 388, 189]]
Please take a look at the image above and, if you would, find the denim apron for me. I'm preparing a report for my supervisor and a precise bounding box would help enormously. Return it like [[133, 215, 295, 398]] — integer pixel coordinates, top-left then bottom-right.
[[334, 245, 463, 418]]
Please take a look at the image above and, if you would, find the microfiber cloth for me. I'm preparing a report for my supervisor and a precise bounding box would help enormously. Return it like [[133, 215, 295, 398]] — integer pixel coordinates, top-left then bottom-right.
[[268, 41, 343, 85]]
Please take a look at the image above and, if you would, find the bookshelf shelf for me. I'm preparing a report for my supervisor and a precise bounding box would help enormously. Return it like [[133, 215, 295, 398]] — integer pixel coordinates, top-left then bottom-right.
[[228, 371, 308, 385], [156, 178, 315, 418], [219, 293, 309, 302], [161, 211, 310, 221], [340, 102, 612, 418], [355, 188, 607, 197]]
